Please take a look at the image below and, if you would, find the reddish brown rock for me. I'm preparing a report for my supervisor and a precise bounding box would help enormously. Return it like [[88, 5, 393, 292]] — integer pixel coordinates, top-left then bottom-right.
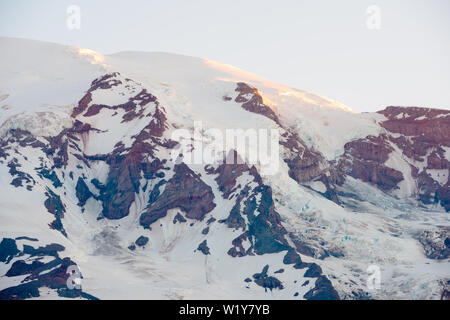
[[234, 82, 279, 124], [140, 163, 216, 228], [338, 135, 404, 192], [378, 106, 450, 145]]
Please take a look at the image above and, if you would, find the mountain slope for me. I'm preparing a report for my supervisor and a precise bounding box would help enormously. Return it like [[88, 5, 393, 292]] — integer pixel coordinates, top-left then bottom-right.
[[0, 37, 448, 300]]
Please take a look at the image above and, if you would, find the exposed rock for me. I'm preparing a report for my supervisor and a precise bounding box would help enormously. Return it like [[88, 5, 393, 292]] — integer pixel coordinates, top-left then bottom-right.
[[135, 236, 149, 247], [0, 238, 20, 263], [234, 82, 279, 124], [75, 177, 93, 206], [303, 275, 340, 300], [338, 135, 404, 192], [44, 188, 67, 237], [173, 212, 187, 224], [37, 168, 62, 188], [15, 236, 39, 242], [378, 106, 450, 145], [283, 249, 303, 266], [0, 240, 96, 300], [7, 157, 35, 189], [23, 243, 65, 257], [437, 182, 450, 212], [140, 163, 216, 228], [440, 280, 450, 300], [281, 131, 325, 184], [227, 232, 251, 257], [212, 154, 290, 256], [417, 228, 450, 259], [304, 263, 322, 278], [252, 265, 284, 292], [197, 240, 210, 255]]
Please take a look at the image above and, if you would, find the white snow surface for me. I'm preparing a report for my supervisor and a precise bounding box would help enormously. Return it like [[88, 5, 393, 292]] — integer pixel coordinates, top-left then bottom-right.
[[0, 37, 381, 160]]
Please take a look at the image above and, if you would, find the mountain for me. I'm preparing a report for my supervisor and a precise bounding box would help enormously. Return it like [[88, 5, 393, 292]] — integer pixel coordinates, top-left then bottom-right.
[[0, 37, 448, 300]]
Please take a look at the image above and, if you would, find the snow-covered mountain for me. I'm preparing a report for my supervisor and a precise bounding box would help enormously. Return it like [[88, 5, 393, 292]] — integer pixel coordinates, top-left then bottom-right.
[[0, 37, 448, 300]]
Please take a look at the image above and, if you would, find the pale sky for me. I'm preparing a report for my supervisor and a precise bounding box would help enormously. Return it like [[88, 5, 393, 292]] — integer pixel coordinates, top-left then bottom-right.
[[0, 0, 449, 112]]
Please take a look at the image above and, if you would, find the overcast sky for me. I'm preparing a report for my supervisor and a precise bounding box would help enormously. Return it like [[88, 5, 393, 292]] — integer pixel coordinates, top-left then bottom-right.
[[1, 0, 449, 112]]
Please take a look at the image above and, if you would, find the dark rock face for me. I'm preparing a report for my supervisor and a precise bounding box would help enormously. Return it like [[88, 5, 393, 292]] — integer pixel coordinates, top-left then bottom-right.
[[135, 236, 149, 247], [212, 154, 289, 256], [252, 265, 284, 292], [173, 212, 187, 224], [304, 263, 323, 278], [338, 135, 404, 192], [282, 249, 303, 266], [232, 82, 327, 187], [44, 120, 97, 169], [303, 275, 340, 300], [281, 131, 326, 184], [95, 113, 168, 220], [70, 73, 171, 220], [331, 106, 450, 211], [7, 157, 35, 190], [15, 236, 38, 242], [23, 243, 65, 257], [436, 182, 450, 212], [37, 168, 62, 188], [0, 238, 20, 263], [44, 188, 67, 237], [418, 228, 450, 259], [71, 73, 121, 118], [234, 82, 279, 124], [377, 107, 449, 209], [75, 177, 93, 206], [140, 163, 216, 228], [378, 107, 450, 145], [0, 238, 96, 300], [197, 240, 210, 255], [441, 280, 450, 300]]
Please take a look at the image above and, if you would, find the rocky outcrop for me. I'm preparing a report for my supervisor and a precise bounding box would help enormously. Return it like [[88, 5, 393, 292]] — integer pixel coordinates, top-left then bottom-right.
[[44, 188, 67, 237], [337, 135, 404, 192], [75, 177, 93, 206], [232, 82, 326, 186], [0, 238, 20, 263], [234, 82, 279, 124], [378, 106, 450, 146], [252, 265, 284, 292], [197, 240, 210, 255], [0, 238, 96, 300], [72, 73, 171, 220], [417, 228, 450, 259], [281, 131, 326, 184], [140, 163, 216, 228], [135, 236, 149, 247], [303, 275, 340, 300], [211, 153, 289, 255], [376, 107, 449, 209]]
